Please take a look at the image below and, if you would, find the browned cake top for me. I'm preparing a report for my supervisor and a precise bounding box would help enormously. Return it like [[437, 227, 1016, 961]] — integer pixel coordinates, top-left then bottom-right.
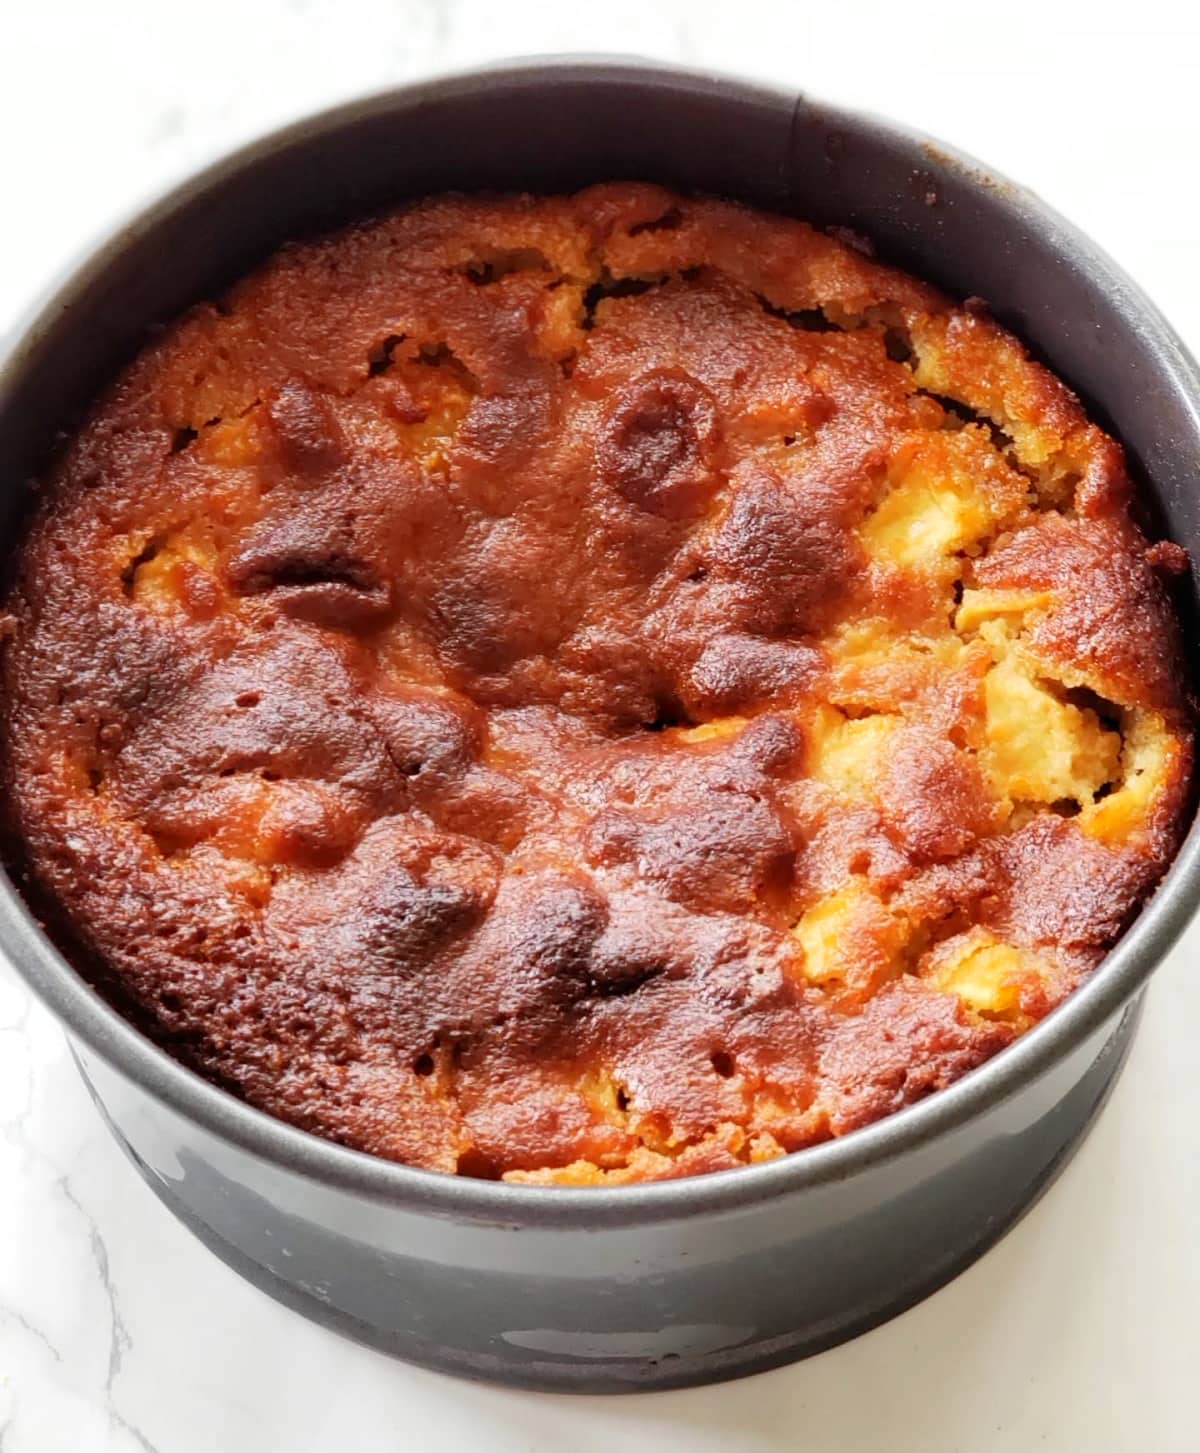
[[2, 184, 1192, 1183]]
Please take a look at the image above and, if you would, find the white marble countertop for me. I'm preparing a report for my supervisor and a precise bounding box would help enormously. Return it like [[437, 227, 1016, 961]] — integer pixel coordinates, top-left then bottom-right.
[[3, 2, 1200, 1447]]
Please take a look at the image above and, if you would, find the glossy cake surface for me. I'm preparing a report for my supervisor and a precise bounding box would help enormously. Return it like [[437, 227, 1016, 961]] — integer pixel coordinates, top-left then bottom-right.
[[2, 185, 1192, 1183]]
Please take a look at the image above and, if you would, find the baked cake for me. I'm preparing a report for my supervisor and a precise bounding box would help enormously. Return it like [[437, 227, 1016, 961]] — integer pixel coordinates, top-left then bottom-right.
[[2, 184, 1192, 1183]]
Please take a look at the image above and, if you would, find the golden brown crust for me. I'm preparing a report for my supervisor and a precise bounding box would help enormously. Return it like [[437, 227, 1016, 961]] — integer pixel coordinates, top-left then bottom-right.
[[2, 184, 1192, 1183]]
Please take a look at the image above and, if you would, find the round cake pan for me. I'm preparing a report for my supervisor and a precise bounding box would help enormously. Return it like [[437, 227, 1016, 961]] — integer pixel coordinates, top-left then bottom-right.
[[1, 58, 1198, 1393]]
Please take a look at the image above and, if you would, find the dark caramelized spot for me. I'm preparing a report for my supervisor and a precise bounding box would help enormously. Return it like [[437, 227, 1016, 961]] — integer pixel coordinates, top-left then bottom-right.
[[357, 866, 494, 970], [227, 512, 391, 627], [370, 692, 480, 794], [684, 635, 821, 717], [267, 380, 347, 474], [882, 729, 995, 864], [588, 791, 795, 915], [597, 368, 719, 518], [706, 470, 855, 636]]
